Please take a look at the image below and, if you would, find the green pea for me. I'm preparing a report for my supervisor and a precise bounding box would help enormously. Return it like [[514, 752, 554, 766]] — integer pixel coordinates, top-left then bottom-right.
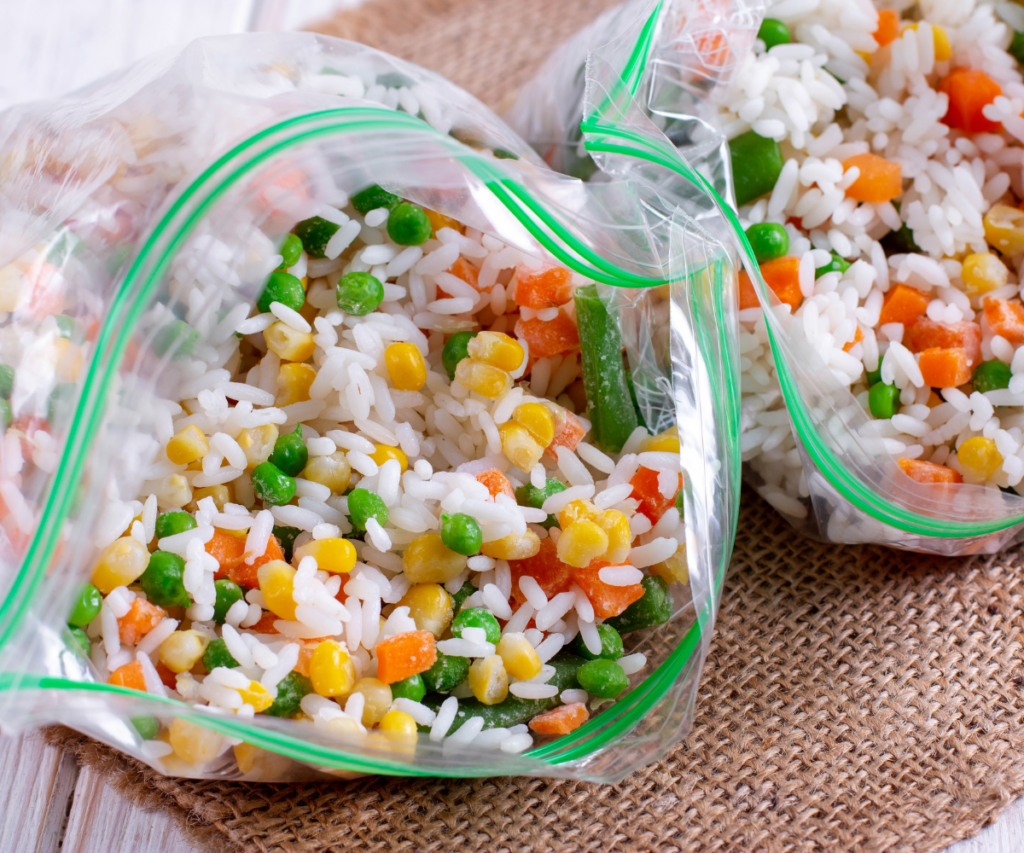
[[973, 360, 1012, 394], [47, 382, 76, 424], [152, 319, 199, 360], [451, 608, 501, 645], [441, 513, 483, 556], [54, 314, 75, 339], [264, 671, 313, 717], [866, 367, 883, 387], [336, 271, 384, 316], [256, 270, 305, 314], [106, 244, 132, 275], [441, 331, 476, 380], [279, 233, 304, 268], [729, 130, 784, 207], [422, 651, 470, 693], [0, 364, 13, 399], [1010, 31, 1024, 64], [269, 424, 308, 477], [675, 488, 685, 517], [450, 580, 476, 614], [814, 252, 850, 278], [131, 716, 161, 740], [493, 148, 519, 160], [880, 222, 920, 255], [141, 551, 191, 608], [67, 626, 91, 657], [868, 381, 900, 419], [68, 583, 102, 627], [155, 511, 197, 540], [757, 18, 791, 50], [0, 399, 10, 431], [572, 623, 624, 661], [576, 659, 629, 699], [273, 525, 302, 562], [744, 223, 789, 264], [351, 184, 401, 215], [391, 673, 427, 702], [386, 202, 433, 246], [294, 216, 341, 259], [252, 461, 297, 506], [515, 478, 567, 529], [213, 579, 244, 624], [202, 637, 239, 671], [605, 576, 673, 634], [347, 487, 388, 532]]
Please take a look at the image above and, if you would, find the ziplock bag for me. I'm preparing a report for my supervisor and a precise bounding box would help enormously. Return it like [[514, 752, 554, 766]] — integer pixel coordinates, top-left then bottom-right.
[[509, 0, 1024, 555], [0, 32, 740, 781]]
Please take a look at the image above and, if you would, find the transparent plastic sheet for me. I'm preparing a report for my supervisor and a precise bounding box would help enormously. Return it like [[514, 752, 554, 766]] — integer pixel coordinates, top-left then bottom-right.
[[509, 0, 1024, 555], [0, 32, 739, 781]]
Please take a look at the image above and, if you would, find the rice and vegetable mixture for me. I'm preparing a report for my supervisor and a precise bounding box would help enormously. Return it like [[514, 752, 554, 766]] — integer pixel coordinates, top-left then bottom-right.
[[728, 0, 1024, 516], [5, 142, 686, 764]]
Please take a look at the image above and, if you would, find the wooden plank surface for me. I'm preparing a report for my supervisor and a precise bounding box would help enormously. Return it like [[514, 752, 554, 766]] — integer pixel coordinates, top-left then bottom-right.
[[0, 732, 79, 853]]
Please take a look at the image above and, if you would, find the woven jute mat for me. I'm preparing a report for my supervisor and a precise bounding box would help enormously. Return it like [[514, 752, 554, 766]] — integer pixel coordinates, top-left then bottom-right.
[[46, 1, 1024, 851]]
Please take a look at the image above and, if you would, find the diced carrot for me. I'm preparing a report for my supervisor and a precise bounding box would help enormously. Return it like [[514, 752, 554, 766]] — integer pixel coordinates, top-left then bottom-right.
[[629, 466, 682, 525], [938, 69, 1003, 134], [515, 312, 580, 359], [897, 457, 964, 485], [250, 611, 280, 634], [843, 326, 864, 353], [251, 161, 309, 223], [571, 561, 645, 619], [878, 283, 929, 326], [155, 661, 178, 689], [983, 297, 1024, 344], [873, 9, 900, 46], [529, 702, 589, 735], [758, 256, 802, 313], [207, 529, 246, 576], [118, 599, 166, 645], [918, 347, 971, 388], [446, 256, 479, 291], [515, 263, 575, 309], [223, 536, 285, 589], [508, 538, 575, 605], [841, 153, 902, 203], [476, 468, 515, 499], [375, 630, 437, 684], [545, 408, 586, 460], [108, 660, 147, 692], [738, 268, 760, 310], [905, 316, 982, 367]]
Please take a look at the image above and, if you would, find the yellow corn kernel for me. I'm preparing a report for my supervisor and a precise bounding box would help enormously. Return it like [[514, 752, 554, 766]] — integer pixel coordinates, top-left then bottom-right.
[[984, 205, 1024, 257], [257, 560, 298, 621], [467, 331, 525, 372], [326, 715, 364, 739], [309, 640, 357, 697], [264, 321, 315, 362], [91, 535, 150, 593], [384, 342, 428, 391], [513, 402, 555, 447], [377, 710, 418, 753], [651, 543, 689, 585], [426, 209, 462, 234], [54, 337, 83, 382], [233, 742, 262, 774], [932, 25, 951, 62], [237, 423, 279, 470], [597, 510, 632, 564], [498, 420, 544, 471], [352, 677, 393, 727], [957, 436, 1003, 482], [370, 444, 409, 473], [276, 362, 317, 406], [294, 537, 357, 574], [302, 450, 351, 493], [169, 718, 223, 765], [557, 499, 600, 529], [157, 473, 192, 508], [642, 428, 681, 454], [159, 630, 210, 674], [468, 655, 509, 705], [961, 253, 1009, 298], [556, 519, 609, 568], [455, 358, 512, 399], [496, 632, 542, 680], [855, 50, 872, 64], [481, 529, 541, 561], [398, 583, 454, 638], [189, 484, 232, 512], [238, 680, 274, 713], [166, 423, 209, 465], [402, 532, 468, 583]]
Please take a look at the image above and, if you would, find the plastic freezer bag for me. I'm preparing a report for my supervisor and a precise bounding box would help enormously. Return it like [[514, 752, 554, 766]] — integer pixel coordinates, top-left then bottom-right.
[[509, 0, 1024, 556], [0, 32, 740, 781]]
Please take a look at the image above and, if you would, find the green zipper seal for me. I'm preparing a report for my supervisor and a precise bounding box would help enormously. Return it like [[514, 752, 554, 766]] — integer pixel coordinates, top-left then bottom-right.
[[0, 103, 738, 775]]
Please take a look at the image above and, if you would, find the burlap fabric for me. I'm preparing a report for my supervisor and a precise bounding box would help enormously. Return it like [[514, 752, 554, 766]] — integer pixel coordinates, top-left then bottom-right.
[[45, 1, 1024, 851]]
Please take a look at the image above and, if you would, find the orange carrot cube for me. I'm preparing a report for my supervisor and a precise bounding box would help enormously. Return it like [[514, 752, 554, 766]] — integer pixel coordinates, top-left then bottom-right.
[[841, 153, 902, 203], [905, 317, 982, 367], [939, 69, 1003, 134], [514, 312, 580, 359], [984, 297, 1024, 345], [738, 268, 760, 310], [629, 466, 682, 525], [375, 630, 437, 684], [476, 468, 515, 499], [842, 326, 864, 353], [207, 529, 245, 577], [878, 284, 929, 326], [918, 347, 971, 389], [897, 458, 963, 485], [545, 408, 586, 460], [249, 611, 280, 634], [220, 536, 285, 589], [758, 256, 802, 313], [529, 702, 589, 735], [118, 598, 167, 645], [515, 263, 575, 309], [873, 9, 900, 46], [447, 257, 479, 290], [108, 660, 147, 692], [508, 538, 575, 605], [571, 561, 645, 619]]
